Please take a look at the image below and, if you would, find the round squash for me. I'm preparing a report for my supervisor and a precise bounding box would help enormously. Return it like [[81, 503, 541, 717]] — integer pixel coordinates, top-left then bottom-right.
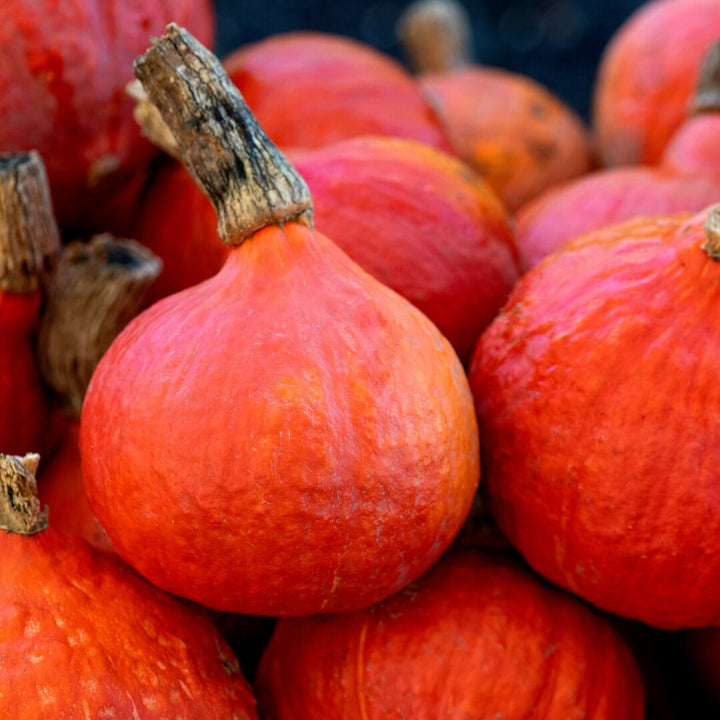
[[80, 25, 479, 617], [0, 0, 214, 234], [593, 0, 720, 167], [255, 549, 645, 719], [470, 204, 720, 629], [397, 0, 594, 211], [0, 453, 257, 719]]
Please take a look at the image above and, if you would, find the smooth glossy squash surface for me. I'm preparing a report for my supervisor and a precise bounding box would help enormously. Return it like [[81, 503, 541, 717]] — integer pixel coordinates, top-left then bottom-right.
[[256, 550, 645, 719], [470, 206, 720, 629], [593, 0, 720, 166], [0, 526, 257, 718], [0, 0, 214, 233], [81, 222, 480, 616]]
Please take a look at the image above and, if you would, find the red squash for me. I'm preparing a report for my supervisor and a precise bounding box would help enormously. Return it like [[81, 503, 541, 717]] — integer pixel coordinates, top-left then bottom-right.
[[0, 453, 258, 719], [0, 152, 60, 456], [255, 549, 645, 719], [36, 234, 161, 552], [221, 31, 455, 154], [593, 0, 720, 167], [0, 0, 214, 235], [397, 0, 594, 212], [135, 135, 520, 364], [80, 26, 479, 617], [517, 40, 720, 270], [470, 204, 720, 629]]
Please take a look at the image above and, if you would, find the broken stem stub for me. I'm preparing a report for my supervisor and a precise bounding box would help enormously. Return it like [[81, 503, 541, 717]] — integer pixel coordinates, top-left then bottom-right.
[[0, 151, 61, 293], [37, 234, 162, 418], [0, 453, 48, 536], [133, 23, 313, 246], [692, 40, 720, 115]]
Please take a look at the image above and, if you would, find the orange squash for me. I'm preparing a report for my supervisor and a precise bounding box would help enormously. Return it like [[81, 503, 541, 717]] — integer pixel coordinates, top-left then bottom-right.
[[517, 40, 720, 270], [80, 25, 479, 617], [470, 204, 720, 629], [36, 235, 161, 552], [222, 30, 454, 155], [397, 0, 594, 211], [0, 0, 215, 236], [0, 152, 60, 456], [135, 135, 520, 364], [593, 0, 720, 167], [255, 549, 645, 719], [0, 453, 258, 719]]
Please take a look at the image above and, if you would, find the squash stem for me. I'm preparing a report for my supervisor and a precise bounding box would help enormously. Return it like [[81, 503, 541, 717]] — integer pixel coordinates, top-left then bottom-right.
[[0, 454, 47, 535], [133, 24, 313, 247], [703, 205, 720, 260], [692, 40, 720, 115], [0, 152, 61, 293], [397, 0, 473, 74], [37, 234, 162, 418]]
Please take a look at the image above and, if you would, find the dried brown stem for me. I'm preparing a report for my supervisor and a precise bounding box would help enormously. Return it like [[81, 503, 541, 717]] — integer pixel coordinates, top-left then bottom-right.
[[0, 453, 47, 535], [37, 234, 162, 418], [692, 41, 720, 115], [703, 205, 720, 261], [127, 79, 182, 160], [133, 24, 313, 246], [397, 0, 473, 74], [0, 152, 61, 293]]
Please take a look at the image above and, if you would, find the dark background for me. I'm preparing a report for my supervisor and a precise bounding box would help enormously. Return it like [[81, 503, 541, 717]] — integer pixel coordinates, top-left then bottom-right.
[[212, 0, 648, 121]]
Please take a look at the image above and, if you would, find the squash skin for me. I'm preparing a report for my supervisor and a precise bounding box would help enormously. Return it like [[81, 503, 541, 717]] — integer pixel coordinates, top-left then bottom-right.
[[223, 32, 455, 154], [418, 66, 594, 212], [136, 137, 520, 364], [0, 292, 49, 455], [0, 0, 214, 234], [593, 0, 720, 167], [291, 138, 520, 365], [0, 527, 258, 718], [517, 100, 720, 270], [255, 550, 645, 719], [515, 167, 720, 271], [37, 421, 114, 553], [469, 207, 720, 629], [80, 222, 480, 616]]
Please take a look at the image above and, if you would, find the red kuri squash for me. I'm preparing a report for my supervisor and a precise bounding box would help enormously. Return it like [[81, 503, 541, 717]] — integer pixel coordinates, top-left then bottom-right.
[[0, 0, 215, 235], [0, 453, 258, 719], [0, 152, 60, 456], [398, 0, 594, 212], [80, 25, 479, 617], [593, 0, 720, 167], [256, 549, 645, 719], [470, 204, 720, 629]]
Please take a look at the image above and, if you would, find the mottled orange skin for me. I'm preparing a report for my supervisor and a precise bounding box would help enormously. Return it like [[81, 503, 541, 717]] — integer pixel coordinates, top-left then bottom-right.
[[290, 137, 520, 364], [0, 0, 214, 234], [223, 32, 455, 155], [37, 421, 114, 553], [255, 549, 645, 719], [135, 137, 520, 363], [470, 207, 720, 629], [0, 292, 50, 456], [0, 528, 258, 718], [516, 110, 720, 270], [80, 221, 480, 616], [592, 0, 720, 167], [418, 66, 593, 212]]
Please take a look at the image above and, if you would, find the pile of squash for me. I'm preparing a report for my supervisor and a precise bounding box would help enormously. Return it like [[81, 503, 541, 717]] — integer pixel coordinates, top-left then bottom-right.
[[2, 0, 720, 717]]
